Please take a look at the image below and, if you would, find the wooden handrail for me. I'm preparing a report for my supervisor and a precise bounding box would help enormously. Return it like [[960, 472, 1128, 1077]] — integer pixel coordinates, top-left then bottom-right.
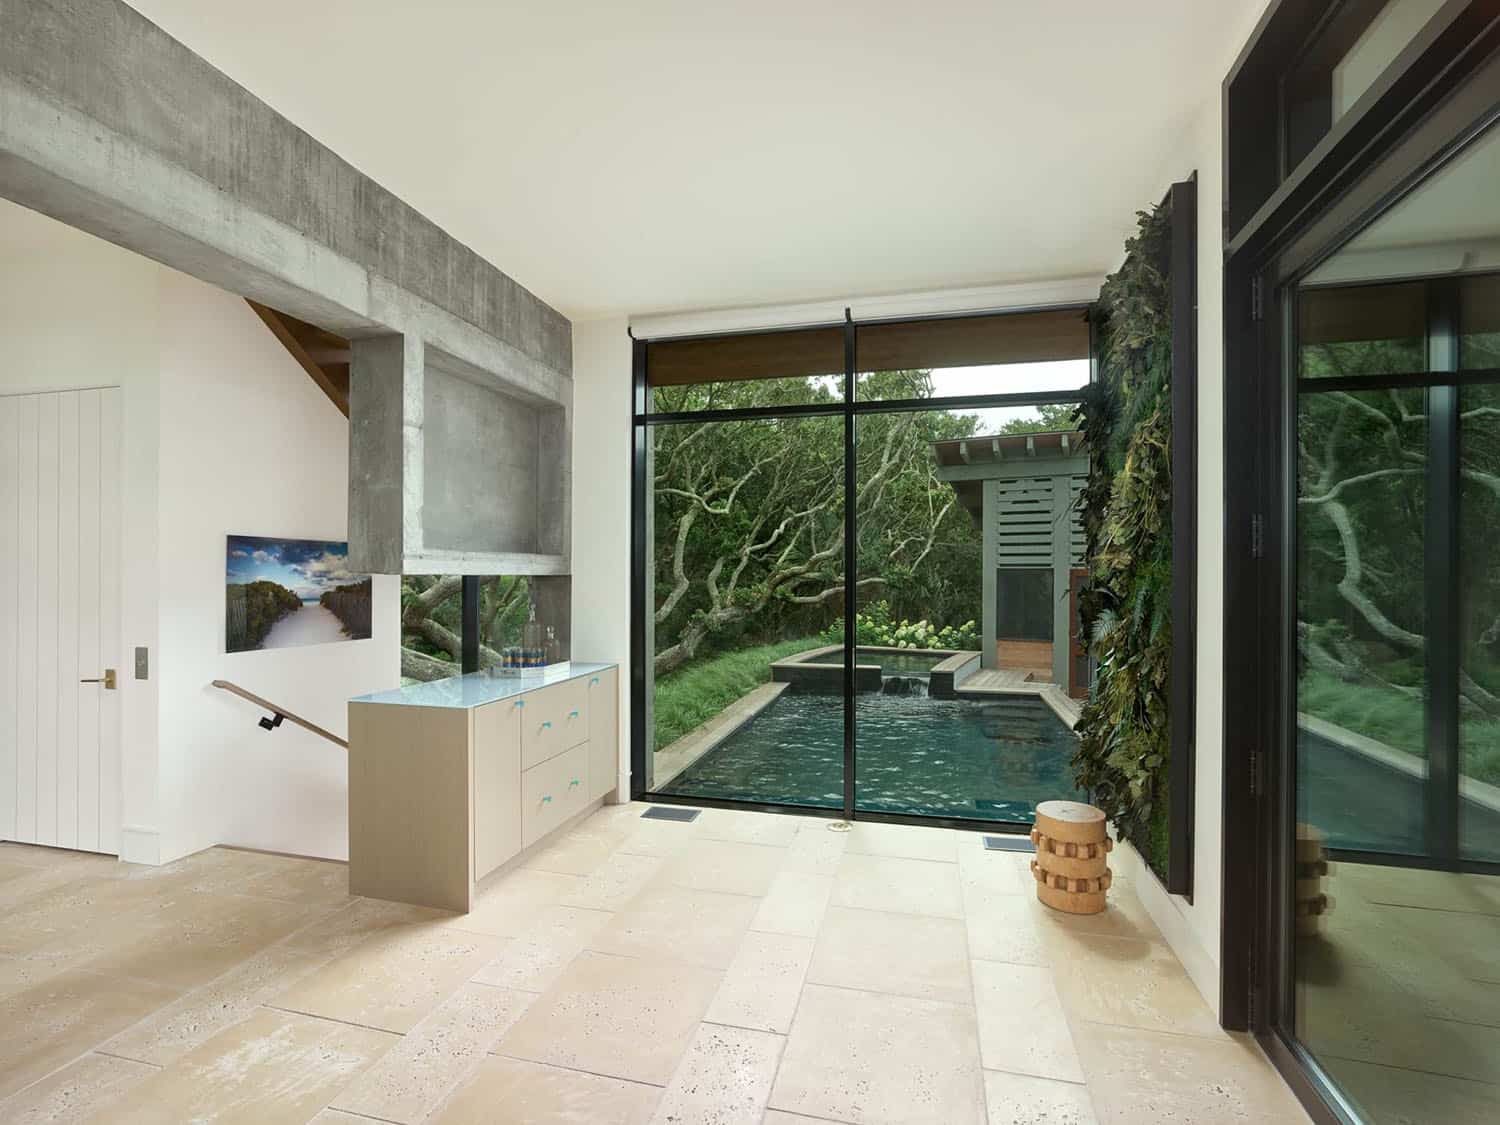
[[210, 680, 349, 749]]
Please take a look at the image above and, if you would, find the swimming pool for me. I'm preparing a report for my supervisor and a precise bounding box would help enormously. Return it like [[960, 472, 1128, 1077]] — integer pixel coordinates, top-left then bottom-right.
[[657, 686, 1085, 822]]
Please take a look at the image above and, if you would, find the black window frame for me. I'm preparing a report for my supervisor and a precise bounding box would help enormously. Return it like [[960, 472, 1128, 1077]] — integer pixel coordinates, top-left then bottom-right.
[[629, 305, 1095, 834], [1224, 0, 1494, 247], [1222, 4, 1500, 1120]]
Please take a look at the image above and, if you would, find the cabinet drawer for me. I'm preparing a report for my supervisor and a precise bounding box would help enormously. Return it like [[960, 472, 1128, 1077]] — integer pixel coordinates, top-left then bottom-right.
[[521, 743, 590, 848], [519, 679, 589, 769]]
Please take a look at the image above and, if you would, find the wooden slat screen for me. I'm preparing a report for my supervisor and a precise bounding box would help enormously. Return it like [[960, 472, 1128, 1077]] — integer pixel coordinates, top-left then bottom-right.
[[857, 308, 1089, 372], [646, 327, 844, 387], [993, 477, 1055, 567]]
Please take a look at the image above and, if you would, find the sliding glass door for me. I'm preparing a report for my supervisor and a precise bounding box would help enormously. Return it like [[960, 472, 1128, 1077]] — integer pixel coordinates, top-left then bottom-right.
[[851, 329, 1091, 822], [634, 309, 1092, 828], [640, 330, 846, 808], [1285, 116, 1500, 1124], [647, 414, 847, 808]]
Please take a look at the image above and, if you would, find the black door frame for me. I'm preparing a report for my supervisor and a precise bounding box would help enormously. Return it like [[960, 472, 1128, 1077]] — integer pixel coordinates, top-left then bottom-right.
[[1221, 3, 1500, 1120], [628, 305, 1093, 835]]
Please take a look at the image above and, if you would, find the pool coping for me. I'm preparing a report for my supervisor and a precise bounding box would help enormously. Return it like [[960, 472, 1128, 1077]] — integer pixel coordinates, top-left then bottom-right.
[[955, 681, 1083, 731], [768, 644, 984, 697]]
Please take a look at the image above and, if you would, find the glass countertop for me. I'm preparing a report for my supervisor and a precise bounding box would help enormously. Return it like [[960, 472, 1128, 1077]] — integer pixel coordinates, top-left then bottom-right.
[[350, 662, 617, 709]]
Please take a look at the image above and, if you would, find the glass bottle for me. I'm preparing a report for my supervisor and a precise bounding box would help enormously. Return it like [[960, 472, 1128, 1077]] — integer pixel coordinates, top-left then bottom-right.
[[523, 602, 544, 669]]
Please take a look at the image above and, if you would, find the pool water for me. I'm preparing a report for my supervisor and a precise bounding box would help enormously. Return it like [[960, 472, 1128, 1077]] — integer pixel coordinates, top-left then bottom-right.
[[793, 648, 948, 675], [850, 649, 947, 675], [658, 687, 1085, 822]]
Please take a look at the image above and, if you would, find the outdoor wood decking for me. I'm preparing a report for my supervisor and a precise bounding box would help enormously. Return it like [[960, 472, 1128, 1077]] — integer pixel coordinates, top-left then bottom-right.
[[956, 668, 1032, 691]]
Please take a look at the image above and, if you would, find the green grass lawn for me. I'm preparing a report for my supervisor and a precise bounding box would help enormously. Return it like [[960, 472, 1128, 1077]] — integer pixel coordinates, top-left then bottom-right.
[[1300, 669, 1500, 786], [652, 636, 822, 752]]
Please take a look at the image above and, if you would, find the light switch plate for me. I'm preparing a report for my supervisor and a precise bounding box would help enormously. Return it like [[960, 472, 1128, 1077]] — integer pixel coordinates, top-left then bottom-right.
[[135, 647, 149, 680]]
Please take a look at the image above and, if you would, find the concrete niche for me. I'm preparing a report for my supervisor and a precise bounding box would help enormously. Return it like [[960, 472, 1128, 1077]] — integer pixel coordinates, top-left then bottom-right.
[[348, 334, 571, 576]]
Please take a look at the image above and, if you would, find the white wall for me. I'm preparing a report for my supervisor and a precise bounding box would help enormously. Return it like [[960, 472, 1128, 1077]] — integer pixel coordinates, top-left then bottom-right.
[[1131, 0, 1275, 1017], [0, 199, 400, 864], [0, 199, 163, 863], [1183, 92, 1230, 1015], [1098, 92, 1231, 1017], [565, 114, 1240, 1019], [565, 2, 1273, 1021], [570, 317, 633, 798], [155, 271, 399, 862]]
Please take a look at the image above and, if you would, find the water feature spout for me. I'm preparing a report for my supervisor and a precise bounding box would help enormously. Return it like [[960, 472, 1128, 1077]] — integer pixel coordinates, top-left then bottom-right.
[[880, 675, 929, 697]]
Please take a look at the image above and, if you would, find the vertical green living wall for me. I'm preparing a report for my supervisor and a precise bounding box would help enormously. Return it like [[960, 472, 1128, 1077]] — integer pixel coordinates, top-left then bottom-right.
[[1073, 200, 1176, 881]]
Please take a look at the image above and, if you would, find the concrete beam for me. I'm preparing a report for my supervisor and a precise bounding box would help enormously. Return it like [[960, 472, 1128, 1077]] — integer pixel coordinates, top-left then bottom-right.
[[0, 0, 570, 377], [1, 0, 577, 577], [348, 335, 420, 576]]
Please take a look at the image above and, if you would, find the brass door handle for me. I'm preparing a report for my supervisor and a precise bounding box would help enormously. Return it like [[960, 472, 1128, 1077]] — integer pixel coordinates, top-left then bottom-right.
[[80, 669, 117, 690]]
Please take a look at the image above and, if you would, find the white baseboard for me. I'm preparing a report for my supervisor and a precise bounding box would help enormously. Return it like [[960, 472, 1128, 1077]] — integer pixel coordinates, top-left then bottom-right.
[[1114, 839, 1220, 1020], [118, 825, 162, 866]]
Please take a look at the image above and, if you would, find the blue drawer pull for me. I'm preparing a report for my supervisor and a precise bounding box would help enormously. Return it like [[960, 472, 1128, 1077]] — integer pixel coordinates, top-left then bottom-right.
[[541, 795, 553, 804], [590, 676, 600, 685], [541, 720, 552, 730], [569, 710, 580, 719], [515, 699, 525, 708], [569, 778, 581, 788]]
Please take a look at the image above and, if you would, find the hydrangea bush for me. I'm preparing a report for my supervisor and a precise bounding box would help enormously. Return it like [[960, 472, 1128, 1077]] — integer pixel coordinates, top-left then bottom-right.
[[821, 600, 978, 650]]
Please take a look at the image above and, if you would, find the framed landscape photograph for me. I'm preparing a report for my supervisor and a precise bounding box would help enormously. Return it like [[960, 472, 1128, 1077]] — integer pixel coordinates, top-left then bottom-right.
[[225, 535, 373, 653]]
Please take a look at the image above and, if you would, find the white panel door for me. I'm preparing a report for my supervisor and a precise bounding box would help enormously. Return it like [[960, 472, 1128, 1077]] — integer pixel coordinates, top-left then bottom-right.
[[3, 388, 122, 854]]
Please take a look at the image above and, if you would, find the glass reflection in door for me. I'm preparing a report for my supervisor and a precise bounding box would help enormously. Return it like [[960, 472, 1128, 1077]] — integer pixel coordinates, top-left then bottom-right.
[[1290, 119, 1500, 1123]]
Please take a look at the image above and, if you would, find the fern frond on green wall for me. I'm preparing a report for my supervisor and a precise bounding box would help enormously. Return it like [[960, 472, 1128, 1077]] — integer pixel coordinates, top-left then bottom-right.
[[1073, 201, 1175, 880]]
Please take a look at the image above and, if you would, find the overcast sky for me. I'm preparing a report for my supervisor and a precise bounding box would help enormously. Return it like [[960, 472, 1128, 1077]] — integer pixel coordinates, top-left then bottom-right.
[[226, 535, 364, 601]]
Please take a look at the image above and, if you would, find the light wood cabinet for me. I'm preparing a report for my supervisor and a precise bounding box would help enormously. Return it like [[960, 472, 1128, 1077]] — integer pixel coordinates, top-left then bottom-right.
[[348, 702, 474, 912], [348, 663, 619, 913], [587, 668, 620, 803]]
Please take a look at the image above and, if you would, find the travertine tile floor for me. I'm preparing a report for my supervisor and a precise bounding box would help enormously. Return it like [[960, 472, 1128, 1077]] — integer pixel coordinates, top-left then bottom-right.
[[0, 805, 1310, 1124]]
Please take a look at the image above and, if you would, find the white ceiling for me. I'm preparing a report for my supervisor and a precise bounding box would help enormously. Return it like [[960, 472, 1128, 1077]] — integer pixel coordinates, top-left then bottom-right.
[[125, 1, 1262, 323]]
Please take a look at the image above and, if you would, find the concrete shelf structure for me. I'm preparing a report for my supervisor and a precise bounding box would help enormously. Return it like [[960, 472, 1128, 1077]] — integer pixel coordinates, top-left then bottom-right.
[[353, 340, 572, 577]]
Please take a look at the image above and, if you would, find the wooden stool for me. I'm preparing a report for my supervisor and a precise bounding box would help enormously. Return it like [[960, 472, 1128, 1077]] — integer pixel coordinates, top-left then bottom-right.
[[1295, 823, 1334, 938], [1030, 800, 1112, 915]]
